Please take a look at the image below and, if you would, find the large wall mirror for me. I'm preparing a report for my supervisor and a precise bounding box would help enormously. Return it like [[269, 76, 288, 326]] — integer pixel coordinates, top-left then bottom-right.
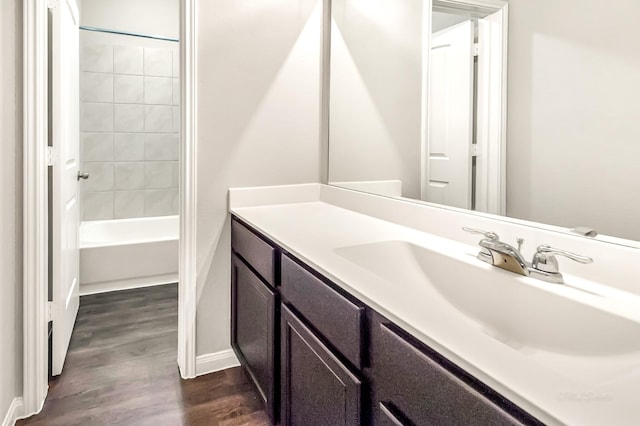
[[327, 0, 640, 245]]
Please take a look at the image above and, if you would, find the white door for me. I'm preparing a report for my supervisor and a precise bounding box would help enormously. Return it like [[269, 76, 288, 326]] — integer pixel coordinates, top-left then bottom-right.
[[426, 20, 475, 209], [51, 0, 81, 376]]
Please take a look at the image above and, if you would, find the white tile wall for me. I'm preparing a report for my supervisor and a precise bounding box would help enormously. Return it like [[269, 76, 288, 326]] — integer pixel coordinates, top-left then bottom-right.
[[82, 103, 114, 132], [144, 162, 177, 189], [114, 162, 145, 190], [114, 190, 145, 218], [171, 162, 179, 187], [84, 192, 114, 220], [81, 40, 180, 220], [144, 134, 178, 160], [114, 45, 143, 75], [172, 78, 180, 105], [82, 44, 113, 73], [144, 105, 174, 132], [81, 72, 113, 102], [172, 106, 180, 133], [82, 133, 113, 161], [144, 77, 173, 105], [82, 162, 114, 192], [114, 133, 144, 161], [144, 189, 178, 216], [114, 104, 144, 132], [144, 48, 173, 77], [114, 75, 144, 103], [172, 49, 180, 78]]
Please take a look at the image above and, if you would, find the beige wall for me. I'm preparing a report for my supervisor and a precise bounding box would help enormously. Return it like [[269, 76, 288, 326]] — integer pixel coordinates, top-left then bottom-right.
[[506, 0, 640, 240], [80, 0, 179, 38], [0, 0, 23, 417], [328, 0, 423, 199], [194, 0, 322, 355]]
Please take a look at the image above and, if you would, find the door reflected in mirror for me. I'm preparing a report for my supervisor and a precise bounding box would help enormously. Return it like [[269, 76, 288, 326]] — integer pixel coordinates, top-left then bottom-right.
[[327, 0, 640, 243]]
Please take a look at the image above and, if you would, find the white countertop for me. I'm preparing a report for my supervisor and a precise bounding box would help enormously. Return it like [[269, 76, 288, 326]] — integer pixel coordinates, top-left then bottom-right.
[[230, 186, 640, 426]]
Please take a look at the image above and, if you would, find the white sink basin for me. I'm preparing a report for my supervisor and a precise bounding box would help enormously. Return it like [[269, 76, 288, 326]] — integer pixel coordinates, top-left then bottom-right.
[[335, 240, 640, 357]]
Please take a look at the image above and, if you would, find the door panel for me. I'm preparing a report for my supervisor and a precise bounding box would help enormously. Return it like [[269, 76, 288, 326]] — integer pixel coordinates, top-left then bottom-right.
[[281, 305, 361, 426], [51, 0, 80, 376], [426, 20, 474, 209], [231, 254, 277, 422]]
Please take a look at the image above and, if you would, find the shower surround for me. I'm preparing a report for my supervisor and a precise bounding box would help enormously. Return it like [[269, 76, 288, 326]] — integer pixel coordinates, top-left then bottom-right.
[[80, 36, 180, 220]]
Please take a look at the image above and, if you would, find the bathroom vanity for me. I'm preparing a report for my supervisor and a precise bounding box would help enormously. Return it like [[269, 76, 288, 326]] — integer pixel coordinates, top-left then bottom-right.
[[231, 216, 538, 425], [230, 185, 640, 425], [229, 184, 640, 426]]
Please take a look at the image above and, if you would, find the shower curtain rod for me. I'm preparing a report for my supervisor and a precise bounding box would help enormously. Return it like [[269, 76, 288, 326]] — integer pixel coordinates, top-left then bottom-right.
[[79, 26, 179, 42]]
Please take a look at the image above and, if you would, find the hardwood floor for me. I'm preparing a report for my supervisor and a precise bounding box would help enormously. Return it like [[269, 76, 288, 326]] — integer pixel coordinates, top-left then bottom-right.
[[18, 284, 271, 426]]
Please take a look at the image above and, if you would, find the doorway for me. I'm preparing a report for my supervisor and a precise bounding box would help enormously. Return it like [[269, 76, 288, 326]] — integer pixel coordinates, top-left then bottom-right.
[[23, 0, 198, 417], [421, 0, 508, 215], [48, 0, 182, 378]]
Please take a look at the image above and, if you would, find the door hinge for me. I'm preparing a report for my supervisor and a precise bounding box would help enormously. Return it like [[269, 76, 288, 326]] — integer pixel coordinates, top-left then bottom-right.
[[46, 146, 55, 166], [47, 301, 53, 322], [471, 144, 480, 157], [473, 43, 479, 57]]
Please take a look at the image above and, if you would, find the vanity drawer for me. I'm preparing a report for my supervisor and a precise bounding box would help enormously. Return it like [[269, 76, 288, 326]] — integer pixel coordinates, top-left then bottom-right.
[[231, 218, 277, 287], [281, 254, 365, 369], [371, 317, 533, 426]]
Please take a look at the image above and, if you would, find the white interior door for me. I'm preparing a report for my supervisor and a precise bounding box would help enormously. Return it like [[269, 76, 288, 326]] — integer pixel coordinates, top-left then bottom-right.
[[426, 20, 475, 209], [51, 0, 81, 376]]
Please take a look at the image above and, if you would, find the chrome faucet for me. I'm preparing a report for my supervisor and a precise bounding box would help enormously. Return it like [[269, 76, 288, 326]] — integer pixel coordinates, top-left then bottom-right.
[[529, 245, 594, 283], [463, 228, 593, 284], [463, 228, 529, 275]]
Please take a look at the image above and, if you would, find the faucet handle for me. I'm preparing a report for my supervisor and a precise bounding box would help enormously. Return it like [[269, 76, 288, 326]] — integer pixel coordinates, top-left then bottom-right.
[[462, 227, 499, 241], [532, 245, 593, 274]]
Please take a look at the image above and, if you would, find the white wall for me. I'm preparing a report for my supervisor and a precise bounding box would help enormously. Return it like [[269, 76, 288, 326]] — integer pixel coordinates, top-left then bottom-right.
[[328, 0, 423, 199], [0, 0, 23, 418], [80, 0, 178, 39], [194, 0, 322, 355], [506, 0, 640, 241]]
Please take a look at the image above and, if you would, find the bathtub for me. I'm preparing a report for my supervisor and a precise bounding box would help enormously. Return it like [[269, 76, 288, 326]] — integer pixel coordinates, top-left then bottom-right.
[[79, 215, 178, 295]]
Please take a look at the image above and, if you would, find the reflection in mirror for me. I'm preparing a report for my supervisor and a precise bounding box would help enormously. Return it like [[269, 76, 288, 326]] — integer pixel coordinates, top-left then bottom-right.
[[328, 0, 640, 243], [425, 5, 505, 214]]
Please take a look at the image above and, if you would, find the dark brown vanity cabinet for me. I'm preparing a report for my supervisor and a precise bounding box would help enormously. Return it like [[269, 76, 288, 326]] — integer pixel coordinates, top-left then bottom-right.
[[230, 216, 541, 426], [281, 305, 362, 425], [280, 255, 365, 425], [367, 313, 535, 426], [231, 219, 278, 423], [280, 255, 365, 370]]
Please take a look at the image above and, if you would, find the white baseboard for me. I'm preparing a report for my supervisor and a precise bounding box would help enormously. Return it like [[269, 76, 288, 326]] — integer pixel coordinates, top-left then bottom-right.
[[195, 349, 240, 376], [79, 274, 178, 296], [2, 398, 24, 426]]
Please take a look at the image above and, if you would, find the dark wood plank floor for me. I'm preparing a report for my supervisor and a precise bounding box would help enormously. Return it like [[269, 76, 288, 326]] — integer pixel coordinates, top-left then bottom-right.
[[18, 284, 270, 426]]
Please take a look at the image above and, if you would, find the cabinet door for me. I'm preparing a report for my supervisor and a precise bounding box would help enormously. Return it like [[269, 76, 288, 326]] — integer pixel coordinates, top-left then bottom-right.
[[231, 254, 277, 423], [281, 305, 361, 426]]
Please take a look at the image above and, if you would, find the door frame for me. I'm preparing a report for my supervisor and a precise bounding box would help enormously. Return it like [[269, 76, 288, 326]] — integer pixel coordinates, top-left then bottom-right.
[[421, 0, 508, 215], [22, 0, 198, 417]]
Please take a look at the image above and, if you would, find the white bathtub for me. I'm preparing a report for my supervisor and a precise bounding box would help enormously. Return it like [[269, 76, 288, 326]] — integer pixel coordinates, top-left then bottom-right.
[[79, 215, 179, 295]]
